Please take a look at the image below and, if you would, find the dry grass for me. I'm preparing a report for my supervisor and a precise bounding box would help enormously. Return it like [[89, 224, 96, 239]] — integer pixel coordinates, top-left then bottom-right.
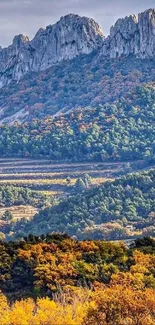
[[38, 190, 64, 196], [0, 205, 38, 221], [0, 159, 116, 199], [0, 169, 114, 178], [0, 177, 113, 185]]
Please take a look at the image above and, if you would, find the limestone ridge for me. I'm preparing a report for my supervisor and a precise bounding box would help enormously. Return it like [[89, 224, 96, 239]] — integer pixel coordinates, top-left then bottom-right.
[[0, 9, 155, 88], [0, 14, 104, 88], [101, 9, 155, 58]]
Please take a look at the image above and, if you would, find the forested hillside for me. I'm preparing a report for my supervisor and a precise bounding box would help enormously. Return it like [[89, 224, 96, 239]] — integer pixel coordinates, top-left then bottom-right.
[[0, 185, 54, 240], [0, 84, 155, 163], [7, 169, 154, 241], [0, 186, 48, 208], [0, 54, 155, 122]]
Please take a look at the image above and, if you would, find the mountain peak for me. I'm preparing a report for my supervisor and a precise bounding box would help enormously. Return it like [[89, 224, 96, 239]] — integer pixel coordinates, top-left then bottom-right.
[[144, 8, 155, 14], [12, 34, 29, 48], [0, 8, 155, 89], [60, 13, 81, 20], [0, 14, 104, 88], [101, 7, 155, 58]]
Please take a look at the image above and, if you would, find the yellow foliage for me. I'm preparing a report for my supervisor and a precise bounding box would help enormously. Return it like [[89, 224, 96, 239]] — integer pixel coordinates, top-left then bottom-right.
[[84, 286, 155, 325], [0, 291, 10, 325], [0, 289, 90, 325], [10, 298, 35, 325], [1, 245, 155, 325], [0, 284, 155, 325]]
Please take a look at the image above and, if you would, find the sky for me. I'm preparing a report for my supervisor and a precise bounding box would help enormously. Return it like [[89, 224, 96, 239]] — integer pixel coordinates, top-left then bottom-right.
[[0, 0, 155, 48]]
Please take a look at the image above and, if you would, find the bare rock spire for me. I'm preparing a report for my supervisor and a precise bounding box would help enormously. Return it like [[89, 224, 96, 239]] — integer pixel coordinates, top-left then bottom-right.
[[101, 8, 155, 58]]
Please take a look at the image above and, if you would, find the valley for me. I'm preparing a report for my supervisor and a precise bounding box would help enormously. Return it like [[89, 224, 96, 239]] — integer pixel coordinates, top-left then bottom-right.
[[0, 157, 153, 195], [0, 158, 117, 234], [0, 157, 154, 242], [0, 158, 116, 194]]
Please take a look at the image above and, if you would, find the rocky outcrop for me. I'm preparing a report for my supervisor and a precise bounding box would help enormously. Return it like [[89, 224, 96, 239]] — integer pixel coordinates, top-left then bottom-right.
[[138, 9, 155, 57], [0, 14, 104, 87], [0, 9, 155, 89], [101, 9, 155, 58]]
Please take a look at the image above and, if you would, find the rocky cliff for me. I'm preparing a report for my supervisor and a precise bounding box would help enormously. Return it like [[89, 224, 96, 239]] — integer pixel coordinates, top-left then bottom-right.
[[0, 14, 104, 87], [101, 9, 155, 58], [0, 9, 155, 89]]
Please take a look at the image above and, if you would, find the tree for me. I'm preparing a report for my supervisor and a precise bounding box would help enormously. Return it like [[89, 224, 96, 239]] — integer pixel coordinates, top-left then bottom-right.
[[0, 291, 10, 325], [83, 174, 92, 189], [75, 178, 86, 192], [84, 286, 155, 325], [2, 210, 13, 221]]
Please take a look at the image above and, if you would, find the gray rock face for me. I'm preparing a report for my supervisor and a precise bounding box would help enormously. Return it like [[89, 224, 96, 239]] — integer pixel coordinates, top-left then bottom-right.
[[0, 9, 155, 88], [101, 9, 155, 58], [0, 14, 104, 87]]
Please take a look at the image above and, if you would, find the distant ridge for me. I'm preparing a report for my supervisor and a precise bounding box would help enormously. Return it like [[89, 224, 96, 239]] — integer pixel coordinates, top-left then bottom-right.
[[0, 14, 104, 88], [0, 9, 155, 88]]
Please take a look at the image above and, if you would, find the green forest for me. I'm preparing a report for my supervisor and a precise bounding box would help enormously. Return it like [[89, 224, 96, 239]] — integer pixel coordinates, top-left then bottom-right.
[[0, 186, 49, 208], [0, 84, 154, 163]]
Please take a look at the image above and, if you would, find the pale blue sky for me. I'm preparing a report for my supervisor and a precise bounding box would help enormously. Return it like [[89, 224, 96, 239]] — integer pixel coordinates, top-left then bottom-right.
[[0, 0, 155, 47]]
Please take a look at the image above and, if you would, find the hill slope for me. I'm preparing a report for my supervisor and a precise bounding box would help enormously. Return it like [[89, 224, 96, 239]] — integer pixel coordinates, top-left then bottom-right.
[[0, 84, 154, 163], [0, 8, 155, 122], [8, 169, 155, 240], [0, 55, 155, 123]]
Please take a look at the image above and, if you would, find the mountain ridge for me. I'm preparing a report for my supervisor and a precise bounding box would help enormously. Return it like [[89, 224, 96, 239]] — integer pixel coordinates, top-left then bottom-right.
[[0, 8, 155, 88], [0, 8, 155, 123], [0, 14, 104, 88]]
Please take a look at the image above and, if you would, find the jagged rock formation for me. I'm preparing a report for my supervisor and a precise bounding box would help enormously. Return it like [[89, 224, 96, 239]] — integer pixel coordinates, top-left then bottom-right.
[[0, 9, 155, 89], [101, 9, 155, 58], [0, 14, 104, 88]]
